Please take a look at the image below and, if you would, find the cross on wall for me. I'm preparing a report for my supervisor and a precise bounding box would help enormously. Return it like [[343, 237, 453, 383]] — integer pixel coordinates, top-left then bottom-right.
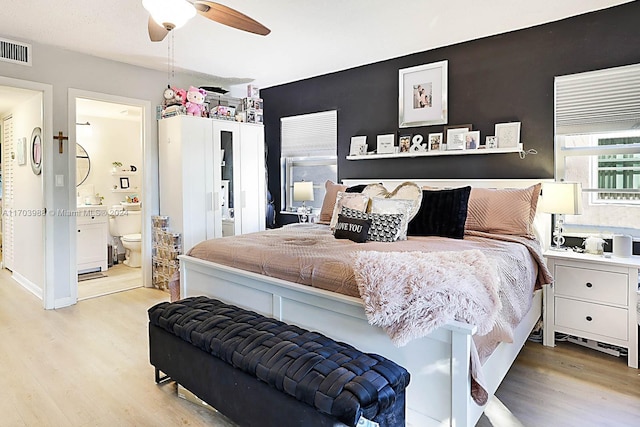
[[54, 131, 68, 153]]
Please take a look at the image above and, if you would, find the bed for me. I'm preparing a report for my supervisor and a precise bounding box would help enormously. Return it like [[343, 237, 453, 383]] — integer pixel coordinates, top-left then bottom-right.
[[178, 178, 552, 427]]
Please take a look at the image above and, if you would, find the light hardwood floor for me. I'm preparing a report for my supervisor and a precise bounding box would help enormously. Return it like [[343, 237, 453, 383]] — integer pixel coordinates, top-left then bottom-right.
[[77, 264, 142, 300], [1, 268, 638, 426]]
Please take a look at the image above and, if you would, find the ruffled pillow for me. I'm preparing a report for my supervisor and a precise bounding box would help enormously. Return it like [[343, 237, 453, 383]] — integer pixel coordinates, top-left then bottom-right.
[[329, 192, 370, 229]]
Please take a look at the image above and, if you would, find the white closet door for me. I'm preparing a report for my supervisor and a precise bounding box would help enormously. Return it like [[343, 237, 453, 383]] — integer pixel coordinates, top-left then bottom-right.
[[237, 124, 266, 234], [2, 116, 14, 271]]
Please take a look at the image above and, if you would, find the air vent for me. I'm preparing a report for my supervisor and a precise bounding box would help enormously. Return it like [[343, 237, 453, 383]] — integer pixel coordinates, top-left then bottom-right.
[[0, 37, 31, 66]]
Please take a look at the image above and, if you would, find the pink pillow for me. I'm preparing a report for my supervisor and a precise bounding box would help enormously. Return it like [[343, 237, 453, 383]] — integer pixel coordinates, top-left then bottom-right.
[[465, 184, 541, 237], [318, 180, 347, 224]]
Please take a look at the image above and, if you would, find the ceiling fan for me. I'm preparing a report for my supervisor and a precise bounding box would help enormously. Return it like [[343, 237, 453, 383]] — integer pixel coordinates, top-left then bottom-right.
[[143, 0, 270, 42]]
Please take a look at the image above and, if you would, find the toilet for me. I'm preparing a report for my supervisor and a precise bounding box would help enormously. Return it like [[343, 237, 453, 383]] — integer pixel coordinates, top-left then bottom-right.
[[109, 206, 142, 268]]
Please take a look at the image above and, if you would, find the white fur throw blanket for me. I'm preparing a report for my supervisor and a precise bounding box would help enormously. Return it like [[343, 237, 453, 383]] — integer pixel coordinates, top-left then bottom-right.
[[354, 249, 501, 347]]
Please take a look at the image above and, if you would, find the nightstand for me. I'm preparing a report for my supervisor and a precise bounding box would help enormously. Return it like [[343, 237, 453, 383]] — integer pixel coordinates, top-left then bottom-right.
[[543, 250, 639, 368]]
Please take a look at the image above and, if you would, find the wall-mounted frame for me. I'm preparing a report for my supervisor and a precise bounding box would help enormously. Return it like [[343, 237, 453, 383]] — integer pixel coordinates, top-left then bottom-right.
[[399, 60, 448, 128], [30, 127, 42, 175], [119, 177, 130, 189], [16, 137, 26, 165]]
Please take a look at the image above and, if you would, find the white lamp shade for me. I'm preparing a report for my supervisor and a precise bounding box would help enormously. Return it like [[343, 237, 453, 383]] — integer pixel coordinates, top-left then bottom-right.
[[142, 0, 196, 29], [293, 181, 314, 202], [540, 182, 583, 215]]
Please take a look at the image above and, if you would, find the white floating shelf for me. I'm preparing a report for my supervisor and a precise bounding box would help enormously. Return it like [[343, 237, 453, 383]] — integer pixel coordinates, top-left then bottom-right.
[[346, 144, 523, 160]]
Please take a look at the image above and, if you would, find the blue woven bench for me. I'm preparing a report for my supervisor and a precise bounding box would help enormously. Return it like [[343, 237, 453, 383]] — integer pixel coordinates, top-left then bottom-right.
[[148, 296, 410, 427]]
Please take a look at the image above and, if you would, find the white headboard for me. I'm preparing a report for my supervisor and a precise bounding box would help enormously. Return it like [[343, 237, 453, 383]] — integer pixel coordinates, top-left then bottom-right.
[[341, 178, 553, 249]]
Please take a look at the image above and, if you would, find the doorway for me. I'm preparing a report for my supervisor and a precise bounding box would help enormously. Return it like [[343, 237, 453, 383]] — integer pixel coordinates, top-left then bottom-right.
[[0, 77, 52, 308], [69, 90, 153, 302]]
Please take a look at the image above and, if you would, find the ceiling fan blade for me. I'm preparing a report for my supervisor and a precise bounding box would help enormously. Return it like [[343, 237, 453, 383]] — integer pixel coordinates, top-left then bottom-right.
[[148, 16, 170, 42], [193, 1, 270, 36]]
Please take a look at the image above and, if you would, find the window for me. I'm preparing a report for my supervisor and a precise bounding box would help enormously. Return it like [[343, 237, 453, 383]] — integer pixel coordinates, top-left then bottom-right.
[[280, 110, 337, 212], [594, 136, 640, 203], [555, 63, 640, 236]]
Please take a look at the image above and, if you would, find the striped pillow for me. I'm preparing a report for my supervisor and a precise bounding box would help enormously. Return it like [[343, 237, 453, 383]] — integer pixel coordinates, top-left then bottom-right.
[[464, 184, 541, 237]]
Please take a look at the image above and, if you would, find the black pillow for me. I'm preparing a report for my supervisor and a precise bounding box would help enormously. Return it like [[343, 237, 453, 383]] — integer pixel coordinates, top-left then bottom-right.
[[345, 184, 368, 193], [407, 186, 471, 239], [334, 214, 371, 243]]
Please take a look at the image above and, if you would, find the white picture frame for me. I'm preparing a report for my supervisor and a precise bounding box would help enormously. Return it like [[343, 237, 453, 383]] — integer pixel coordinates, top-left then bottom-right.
[[495, 122, 521, 148], [376, 134, 395, 154], [428, 133, 443, 151], [399, 60, 448, 128], [349, 136, 367, 156], [16, 137, 26, 165], [486, 136, 498, 149], [463, 131, 480, 150]]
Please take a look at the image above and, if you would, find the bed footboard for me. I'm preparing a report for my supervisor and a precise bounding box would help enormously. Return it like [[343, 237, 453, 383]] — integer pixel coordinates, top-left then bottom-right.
[[180, 254, 541, 427]]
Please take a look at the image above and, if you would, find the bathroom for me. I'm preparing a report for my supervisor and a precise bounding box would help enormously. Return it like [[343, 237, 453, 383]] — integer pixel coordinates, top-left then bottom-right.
[[75, 97, 144, 299]]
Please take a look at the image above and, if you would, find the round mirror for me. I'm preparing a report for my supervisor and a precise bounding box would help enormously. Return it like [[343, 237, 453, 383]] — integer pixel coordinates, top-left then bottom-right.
[[30, 127, 42, 175], [76, 143, 90, 186]]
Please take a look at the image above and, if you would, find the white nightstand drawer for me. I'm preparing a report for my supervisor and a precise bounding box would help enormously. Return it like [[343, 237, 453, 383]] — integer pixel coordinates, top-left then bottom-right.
[[554, 265, 628, 305], [555, 297, 628, 341]]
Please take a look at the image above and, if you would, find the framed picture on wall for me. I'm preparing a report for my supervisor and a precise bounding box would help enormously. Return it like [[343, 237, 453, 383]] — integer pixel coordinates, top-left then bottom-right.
[[16, 137, 26, 165], [399, 60, 448, 128]]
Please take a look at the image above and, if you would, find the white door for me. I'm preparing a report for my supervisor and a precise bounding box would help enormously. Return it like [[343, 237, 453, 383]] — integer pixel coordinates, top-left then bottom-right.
[[238, 124, 266, 234]]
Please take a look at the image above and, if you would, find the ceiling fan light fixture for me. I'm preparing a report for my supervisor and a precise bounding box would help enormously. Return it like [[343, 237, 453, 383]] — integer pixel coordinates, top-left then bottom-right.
[[142, 0, 196, 30]]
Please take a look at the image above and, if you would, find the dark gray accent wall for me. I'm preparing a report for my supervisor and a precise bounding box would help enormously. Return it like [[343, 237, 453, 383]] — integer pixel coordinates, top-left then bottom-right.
[[262, 2, 640, 223]]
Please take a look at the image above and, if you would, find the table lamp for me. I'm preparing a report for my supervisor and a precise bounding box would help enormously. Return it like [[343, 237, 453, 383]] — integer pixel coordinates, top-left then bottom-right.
[[539, 181, 583, 250], [293, 181, 314, 223]]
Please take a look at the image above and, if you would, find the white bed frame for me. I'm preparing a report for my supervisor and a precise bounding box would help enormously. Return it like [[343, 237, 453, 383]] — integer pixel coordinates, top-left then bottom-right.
[[180, 179, 551, 427]]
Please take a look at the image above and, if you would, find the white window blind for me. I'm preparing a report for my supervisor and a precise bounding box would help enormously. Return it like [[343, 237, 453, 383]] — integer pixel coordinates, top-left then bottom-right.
[[556, 63, 640, 135], [281, 110, 337, 157]]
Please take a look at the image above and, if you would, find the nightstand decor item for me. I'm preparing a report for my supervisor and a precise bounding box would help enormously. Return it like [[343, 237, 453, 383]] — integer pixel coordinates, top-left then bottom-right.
[[613, 234, 633, 258], [293, 181, 314, 223], [539, 181, 583, 250]]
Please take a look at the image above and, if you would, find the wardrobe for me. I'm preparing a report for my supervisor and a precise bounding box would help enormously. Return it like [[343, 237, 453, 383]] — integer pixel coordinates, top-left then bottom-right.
[[158, 115, 266, 252]]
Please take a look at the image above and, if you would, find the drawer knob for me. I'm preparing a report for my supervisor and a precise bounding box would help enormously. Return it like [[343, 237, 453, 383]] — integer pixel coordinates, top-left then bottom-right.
[[585, 282, 593, 288], [586, 316, 593, 322]]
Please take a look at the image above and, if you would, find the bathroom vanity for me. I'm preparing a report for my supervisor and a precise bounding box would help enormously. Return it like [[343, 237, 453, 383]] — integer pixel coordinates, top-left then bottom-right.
[[77, 206, 108, 274]]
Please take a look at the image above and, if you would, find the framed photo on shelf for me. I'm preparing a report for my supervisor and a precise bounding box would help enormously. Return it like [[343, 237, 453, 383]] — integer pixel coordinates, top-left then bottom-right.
[[399, 60, 448, 128], [428, 133, 443, 151], [486, 135, 498, 149], [376, 134, 395, 154], [349, 136, 367, 156], [120, 177, 130, 189], [447, 132, 466, 150], [399, 135, 411, 152], [464, 131, 480, 150], [495, 122, 521, 148]]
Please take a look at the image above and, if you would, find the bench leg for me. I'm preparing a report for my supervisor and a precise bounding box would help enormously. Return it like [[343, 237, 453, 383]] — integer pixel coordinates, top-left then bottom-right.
[[155, 367, 171, 384]]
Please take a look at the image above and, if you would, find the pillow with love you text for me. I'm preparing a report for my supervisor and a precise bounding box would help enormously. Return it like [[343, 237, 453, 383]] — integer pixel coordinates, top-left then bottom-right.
[[333, 215, 372, 243]]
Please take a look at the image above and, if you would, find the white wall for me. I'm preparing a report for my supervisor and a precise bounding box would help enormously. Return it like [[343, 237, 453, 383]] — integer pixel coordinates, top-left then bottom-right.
[[76, 115, 143, 209], [0, 39, 214, 308], [7, 92, 45, 294]]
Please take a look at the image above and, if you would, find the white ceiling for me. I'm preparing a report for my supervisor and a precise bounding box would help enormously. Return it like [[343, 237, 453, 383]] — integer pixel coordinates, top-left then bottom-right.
[[0, 0, 632, 95]]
